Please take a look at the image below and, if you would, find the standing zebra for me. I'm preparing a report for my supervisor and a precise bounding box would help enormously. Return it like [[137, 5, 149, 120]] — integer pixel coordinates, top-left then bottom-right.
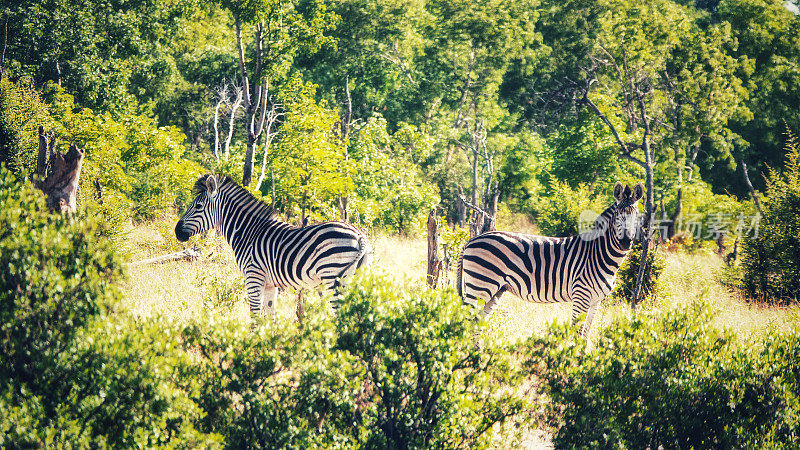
[[458, 182, 644, 337], [175, 174, 373, 316]]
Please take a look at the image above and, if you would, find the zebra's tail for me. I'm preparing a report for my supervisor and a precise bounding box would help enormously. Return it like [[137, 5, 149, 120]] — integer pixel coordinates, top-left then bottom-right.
[[338, 233, 373, 280]]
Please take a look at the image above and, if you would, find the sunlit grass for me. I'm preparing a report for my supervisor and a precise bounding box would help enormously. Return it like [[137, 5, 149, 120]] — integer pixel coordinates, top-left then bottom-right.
[[122, 221, 799, 346]]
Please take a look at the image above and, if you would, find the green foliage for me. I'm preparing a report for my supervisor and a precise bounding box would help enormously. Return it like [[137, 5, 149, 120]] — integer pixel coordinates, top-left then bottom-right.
[[0, 167, 122, 389], [1, 0, 195, 111], [439, 217, 470, 264], [43, 82, 204, 223], [548, 112, 623, 189], [613, 240, 667, 303], [532, 182, 610, 237], [181, 304, 359, 449], [0, 167, 215, 447], [741, 132, 800, 303], [266, 77, 352, 221], [335, 272, 531, 449], [195, 269, 244, 314], [348, 116, 440, 234], [0, 77, 54, 178], [524, 301, 800, 448]]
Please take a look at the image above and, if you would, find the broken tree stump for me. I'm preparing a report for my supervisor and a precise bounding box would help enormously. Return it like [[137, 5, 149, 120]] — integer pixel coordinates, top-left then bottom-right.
[[34, 126, 84, 215], [426, 209, 442, 288]]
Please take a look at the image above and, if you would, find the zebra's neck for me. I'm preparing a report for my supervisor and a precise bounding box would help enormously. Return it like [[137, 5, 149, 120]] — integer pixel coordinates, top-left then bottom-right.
[[214, 178, 281, 254], [581, 203, 630, 266]]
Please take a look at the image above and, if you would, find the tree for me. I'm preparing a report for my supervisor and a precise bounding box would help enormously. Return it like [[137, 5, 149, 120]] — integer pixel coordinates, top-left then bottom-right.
[[219, 0, 336, 187], [526, 0, 749, 305], [710, 0, 800, 195]]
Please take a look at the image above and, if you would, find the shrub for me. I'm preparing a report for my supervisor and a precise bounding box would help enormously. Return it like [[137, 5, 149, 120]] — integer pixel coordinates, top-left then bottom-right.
[[532, 181, 609, 237], [0, 167, 123, 391], [0, 168, 216, 447], [181, 303, 360, 449], [741, 131, 800, 303], [524, 301, 800, 448], [612, 240, 667, 303], [335, 272, 532, 449], [0, 77, 54, 178]]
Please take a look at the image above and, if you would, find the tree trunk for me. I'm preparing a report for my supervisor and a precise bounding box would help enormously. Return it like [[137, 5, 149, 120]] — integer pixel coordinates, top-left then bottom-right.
[[630, 141, 655, 309], [34, 126, 84, 215], [740, 160, 764, 216], [457, 186, 466, 228], [426, 210, 442, 288]]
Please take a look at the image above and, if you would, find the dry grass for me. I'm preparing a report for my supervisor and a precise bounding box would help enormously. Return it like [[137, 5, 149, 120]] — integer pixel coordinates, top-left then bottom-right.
[[121, 222, 798, 344]]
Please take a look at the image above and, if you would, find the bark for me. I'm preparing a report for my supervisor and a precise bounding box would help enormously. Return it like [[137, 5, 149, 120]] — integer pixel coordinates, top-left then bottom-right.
[[212, 97, 223, 162], [337, 75, 353, 221], [34, 126, 84, 215], [236, 19, 270, 187], [741, 160, 764, 216], [630, 138, 655, 309], [426, 210, 442, 288]]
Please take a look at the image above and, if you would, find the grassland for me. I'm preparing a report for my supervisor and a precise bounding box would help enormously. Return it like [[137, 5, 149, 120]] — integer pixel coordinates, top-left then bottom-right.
[[123, 219, 799, 345], [119, 218, 798, 449]]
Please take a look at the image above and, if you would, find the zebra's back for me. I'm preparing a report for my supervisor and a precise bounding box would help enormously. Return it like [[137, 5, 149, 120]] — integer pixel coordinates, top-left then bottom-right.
[[246, 220, 371, 291], [460, 231, 580, 305]]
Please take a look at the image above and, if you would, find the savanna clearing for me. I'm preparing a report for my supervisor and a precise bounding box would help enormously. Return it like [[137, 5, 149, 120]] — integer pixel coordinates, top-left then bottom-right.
[[124, 218, 798, 343]]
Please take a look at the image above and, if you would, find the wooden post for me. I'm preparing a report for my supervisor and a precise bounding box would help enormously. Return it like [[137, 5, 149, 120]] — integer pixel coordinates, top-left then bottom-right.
[[426, 209, 442, 288], [34, 126, 84, 215], [296, 290, 305, 324]]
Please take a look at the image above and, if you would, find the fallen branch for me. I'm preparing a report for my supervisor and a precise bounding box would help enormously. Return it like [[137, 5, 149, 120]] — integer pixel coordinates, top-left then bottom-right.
[[129, 247, 202, 266]]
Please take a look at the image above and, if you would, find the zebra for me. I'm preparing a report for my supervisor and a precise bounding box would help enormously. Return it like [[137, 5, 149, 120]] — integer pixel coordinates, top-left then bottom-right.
[[175, 174, 373, 316], [457, 181, 644, 337]]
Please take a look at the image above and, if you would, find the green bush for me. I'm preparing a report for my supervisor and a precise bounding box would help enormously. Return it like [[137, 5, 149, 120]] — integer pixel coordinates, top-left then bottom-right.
[[0, 168, 216, 447], [0, 77, 55, 178], [335, 272, 531, 449], [532, 181, 610, 237], [524, 301, 800, 449], [181, 303, 360, 449], [612, 240, 667, 303], [348, 116, 440, 235], [180, 273, 534, 449], [741, 133, 800, 303]]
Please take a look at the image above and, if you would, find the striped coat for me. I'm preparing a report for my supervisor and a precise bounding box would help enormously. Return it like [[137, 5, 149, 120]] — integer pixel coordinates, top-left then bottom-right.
[[176, 174, 372, 315], [458, 182, 644, 336]]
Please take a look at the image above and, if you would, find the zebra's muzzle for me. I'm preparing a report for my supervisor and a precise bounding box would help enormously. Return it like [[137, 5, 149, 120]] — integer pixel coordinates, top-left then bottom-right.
[[175, 221, 191, 242]]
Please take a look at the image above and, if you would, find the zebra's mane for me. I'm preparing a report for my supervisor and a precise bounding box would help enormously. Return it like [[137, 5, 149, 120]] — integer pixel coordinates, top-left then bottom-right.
[[193, 174, 279, 221], [579, 202, 618, 238]]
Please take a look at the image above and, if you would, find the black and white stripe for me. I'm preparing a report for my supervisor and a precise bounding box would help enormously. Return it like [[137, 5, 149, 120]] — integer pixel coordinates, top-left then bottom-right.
[[176, 174, 372, 315], [457, 182, 644, 337]]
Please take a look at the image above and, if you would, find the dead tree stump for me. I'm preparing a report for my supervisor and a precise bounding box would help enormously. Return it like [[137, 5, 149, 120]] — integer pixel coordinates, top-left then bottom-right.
[[426, 209, 443, 288], [34, 126, 84, 215]]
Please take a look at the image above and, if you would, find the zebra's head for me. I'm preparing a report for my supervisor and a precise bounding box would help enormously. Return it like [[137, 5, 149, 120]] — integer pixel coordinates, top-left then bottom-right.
[[612, 181, 644, 248], [175, 174, 220, 242]]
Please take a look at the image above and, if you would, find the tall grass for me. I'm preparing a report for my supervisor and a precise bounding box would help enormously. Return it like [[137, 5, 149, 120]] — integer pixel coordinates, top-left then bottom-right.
[[122, 220, 799, 345]]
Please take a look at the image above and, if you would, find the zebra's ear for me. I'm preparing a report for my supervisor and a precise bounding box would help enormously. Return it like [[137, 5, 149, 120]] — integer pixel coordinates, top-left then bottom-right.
[[632, 182, 644, 202], [613, 181, 624, 202], [206, 175, 218, 197]]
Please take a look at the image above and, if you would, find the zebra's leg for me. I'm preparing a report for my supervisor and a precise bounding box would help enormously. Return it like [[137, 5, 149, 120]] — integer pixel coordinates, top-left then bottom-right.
[[262, 286, 278, 316], [570, 285, 593, 337], [581, 297, 604, 340], [481, 285, 508, 320], [245, 276, 265, 317], [571, 287, 602, 339]]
